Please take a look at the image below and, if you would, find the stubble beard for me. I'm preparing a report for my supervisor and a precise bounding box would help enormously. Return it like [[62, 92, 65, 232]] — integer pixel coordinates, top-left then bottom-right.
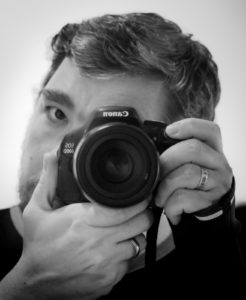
[[18, 174, 39, 212]]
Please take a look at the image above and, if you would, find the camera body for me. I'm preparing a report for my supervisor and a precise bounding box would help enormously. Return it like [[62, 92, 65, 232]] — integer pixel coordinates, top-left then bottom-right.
[[57, 106, 178, 207]]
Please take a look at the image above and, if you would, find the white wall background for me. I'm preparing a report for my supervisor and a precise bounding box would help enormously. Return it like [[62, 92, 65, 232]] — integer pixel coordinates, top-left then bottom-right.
[[0, 0, 245, 208]]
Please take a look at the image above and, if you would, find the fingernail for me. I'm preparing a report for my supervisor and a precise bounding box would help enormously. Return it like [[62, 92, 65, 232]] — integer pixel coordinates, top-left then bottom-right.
[[166, 122, 180, 137]]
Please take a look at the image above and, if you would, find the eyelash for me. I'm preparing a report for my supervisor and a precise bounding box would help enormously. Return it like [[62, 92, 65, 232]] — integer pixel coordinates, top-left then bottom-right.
[[45, 106, 68, 124]]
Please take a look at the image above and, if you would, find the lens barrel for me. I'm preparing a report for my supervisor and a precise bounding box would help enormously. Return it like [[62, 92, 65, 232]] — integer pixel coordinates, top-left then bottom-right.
[[73, 123, 159, 207]]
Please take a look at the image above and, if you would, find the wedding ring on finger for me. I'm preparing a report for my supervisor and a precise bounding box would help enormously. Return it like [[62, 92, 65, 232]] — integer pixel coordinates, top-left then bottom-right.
[[130, 238, 141, 257], [129, 234, 146, 258], [197, 167, 209, 190]]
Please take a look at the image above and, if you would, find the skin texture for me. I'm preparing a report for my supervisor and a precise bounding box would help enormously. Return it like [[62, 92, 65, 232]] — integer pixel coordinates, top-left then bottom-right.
[[0, 57, 232, 300]]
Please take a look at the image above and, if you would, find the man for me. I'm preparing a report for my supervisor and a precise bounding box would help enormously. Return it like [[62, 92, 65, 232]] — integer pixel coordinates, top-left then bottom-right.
[[0, 13, 245, 299]]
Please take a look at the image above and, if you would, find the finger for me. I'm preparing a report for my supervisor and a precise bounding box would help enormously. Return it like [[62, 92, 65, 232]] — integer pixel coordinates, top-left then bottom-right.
[[29, 150, 58, 211], [155, 164, 216, 207], [83, 196, 152, 227], [116, 233, 147, 260], [111, 209, 153, 242], [163, 189, 211, 225], [160, 138, 226, 177], [166, 118, 223, 152]]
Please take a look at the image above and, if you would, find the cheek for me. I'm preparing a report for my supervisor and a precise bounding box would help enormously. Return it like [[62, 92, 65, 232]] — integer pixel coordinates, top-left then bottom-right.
[[20, 136, 46, 181], [22, 146, 43, 176], [20, 123, 62, 180]]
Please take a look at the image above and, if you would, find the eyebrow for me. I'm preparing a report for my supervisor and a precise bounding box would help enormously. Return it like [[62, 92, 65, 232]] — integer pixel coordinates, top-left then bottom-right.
[[40, 88, 75, 109]]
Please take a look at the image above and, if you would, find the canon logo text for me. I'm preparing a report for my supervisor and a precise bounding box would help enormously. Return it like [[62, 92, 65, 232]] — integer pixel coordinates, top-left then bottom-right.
[[103, 111, 129, 117]]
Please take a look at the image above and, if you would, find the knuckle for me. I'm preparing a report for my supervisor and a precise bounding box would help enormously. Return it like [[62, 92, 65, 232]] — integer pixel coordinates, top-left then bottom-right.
[[91, 252, 107, 270], [183, 164, 197, 180], [212, 122, 221, 137], [185, 118, 200, 134], [173, 189, 184, 202], [187, 139, 202, 154], [186, 118, 197, 129]]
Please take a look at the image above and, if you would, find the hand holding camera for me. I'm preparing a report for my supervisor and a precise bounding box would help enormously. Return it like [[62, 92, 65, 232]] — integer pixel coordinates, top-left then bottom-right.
[[4, 107, 233, 300], [156, 118, 233, 225], [5, 150, 153, 300]]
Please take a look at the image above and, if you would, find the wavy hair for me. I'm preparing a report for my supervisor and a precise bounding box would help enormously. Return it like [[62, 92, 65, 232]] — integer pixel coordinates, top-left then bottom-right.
[[42, 13, 220, 120]]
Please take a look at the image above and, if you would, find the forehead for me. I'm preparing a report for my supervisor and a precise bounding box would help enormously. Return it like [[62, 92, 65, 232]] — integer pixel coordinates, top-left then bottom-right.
[[45, 58, 172, 122]]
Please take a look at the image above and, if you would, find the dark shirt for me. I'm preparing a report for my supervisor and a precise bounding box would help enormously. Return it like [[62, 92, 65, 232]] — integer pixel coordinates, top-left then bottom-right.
[[0, 204, 246, 299]]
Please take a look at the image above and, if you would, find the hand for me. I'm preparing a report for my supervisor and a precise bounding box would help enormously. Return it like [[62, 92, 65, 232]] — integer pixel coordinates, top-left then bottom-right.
[[2, 151, 153, 300], [155, 118, 233, 225]]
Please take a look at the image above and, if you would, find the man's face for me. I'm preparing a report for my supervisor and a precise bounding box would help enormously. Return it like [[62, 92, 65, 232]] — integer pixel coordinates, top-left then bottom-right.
[[18, 58, 175, 209]]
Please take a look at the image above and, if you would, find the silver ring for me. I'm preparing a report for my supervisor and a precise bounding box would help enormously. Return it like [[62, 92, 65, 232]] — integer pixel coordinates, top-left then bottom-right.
[[130, 238, 141, 257], [197, 168, 209, 190]]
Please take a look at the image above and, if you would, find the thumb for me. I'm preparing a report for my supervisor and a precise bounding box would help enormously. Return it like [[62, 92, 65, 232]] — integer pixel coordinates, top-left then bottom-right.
[[30, 150, 58, 211]]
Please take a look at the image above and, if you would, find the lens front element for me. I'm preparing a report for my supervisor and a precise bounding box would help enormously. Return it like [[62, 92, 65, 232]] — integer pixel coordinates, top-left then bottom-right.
[[74, 124, 159, 207], [98, 144, 133, 183]]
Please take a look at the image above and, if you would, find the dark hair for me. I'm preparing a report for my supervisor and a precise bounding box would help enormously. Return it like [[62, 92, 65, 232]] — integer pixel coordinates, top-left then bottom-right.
[[42, 12, 220, 120]]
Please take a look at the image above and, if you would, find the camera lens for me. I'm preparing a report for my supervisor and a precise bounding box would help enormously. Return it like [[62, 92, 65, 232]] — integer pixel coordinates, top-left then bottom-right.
[[99, 146, 133, 183], [75, 124, 159, 207]]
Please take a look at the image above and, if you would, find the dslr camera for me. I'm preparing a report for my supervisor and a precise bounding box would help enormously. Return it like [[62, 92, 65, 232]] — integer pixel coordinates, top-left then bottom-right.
[[57, 106, 177, 207]]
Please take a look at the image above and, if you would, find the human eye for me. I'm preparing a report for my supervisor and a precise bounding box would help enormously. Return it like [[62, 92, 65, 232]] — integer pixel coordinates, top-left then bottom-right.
[[45, 106, 68, 124]]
